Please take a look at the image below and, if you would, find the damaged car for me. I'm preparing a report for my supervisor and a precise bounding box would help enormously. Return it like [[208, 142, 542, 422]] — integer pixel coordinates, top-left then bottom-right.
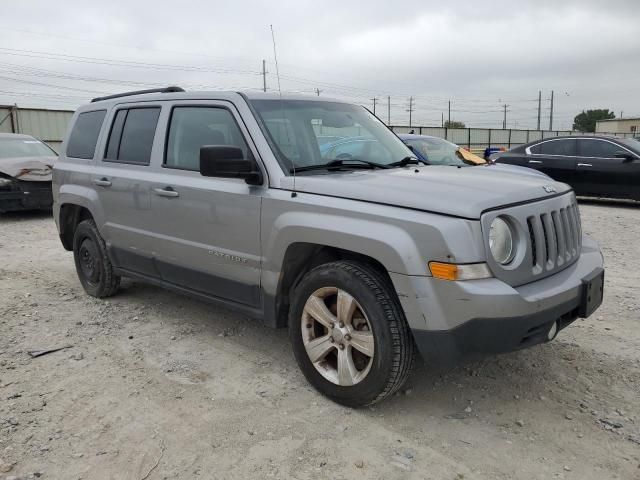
[[0, 133, 57, 213]]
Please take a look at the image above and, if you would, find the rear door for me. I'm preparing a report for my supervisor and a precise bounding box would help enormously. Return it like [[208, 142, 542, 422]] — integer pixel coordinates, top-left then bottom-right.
[[91, 105, 162, 277], [525, 138, 577, 185], [575, 138, 640, 199], [146, 101, 263, 307]]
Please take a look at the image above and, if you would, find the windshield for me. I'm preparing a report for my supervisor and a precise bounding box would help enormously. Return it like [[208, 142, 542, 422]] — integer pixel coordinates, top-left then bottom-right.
[[249, 99, 413, 173], [0, 137, 57, 159], [404, 137, 485, 166]]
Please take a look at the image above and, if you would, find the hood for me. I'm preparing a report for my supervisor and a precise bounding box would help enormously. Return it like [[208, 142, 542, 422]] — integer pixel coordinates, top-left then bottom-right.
[[486, 162, 550, 179], [281, 164, 570, 219], [0, 156, 56, 181]]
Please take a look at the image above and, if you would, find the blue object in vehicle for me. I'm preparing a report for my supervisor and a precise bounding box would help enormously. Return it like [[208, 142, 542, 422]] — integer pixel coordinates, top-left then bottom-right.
[[484, 147, 503, 160]]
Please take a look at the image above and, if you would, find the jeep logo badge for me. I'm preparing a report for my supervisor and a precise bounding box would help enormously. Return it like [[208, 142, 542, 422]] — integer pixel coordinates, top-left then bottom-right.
[[543, 185, 557, 193]]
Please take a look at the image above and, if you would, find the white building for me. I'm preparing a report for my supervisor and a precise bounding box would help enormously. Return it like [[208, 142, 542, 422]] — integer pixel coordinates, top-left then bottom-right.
[[0, 105, 74, 153], [595, 117, 640, 135]]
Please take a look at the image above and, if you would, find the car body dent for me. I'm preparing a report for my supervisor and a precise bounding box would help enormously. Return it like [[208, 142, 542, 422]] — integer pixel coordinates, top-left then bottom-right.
[[0, 156, 56, 181]]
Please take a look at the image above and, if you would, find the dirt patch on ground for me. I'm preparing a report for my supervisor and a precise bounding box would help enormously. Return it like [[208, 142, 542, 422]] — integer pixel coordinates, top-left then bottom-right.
[[1, 200, 639, 479]]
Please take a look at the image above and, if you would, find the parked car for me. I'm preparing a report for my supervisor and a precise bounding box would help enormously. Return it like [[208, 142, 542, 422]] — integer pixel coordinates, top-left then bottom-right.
[[0, 133, 57, 213], [319, 136, 383, 161], [492, 135, 640, 201], [316, 135, 345, 146], [53, 88, 604, 407], [397, 134, 485, 166], [398, 134, 548, 179]]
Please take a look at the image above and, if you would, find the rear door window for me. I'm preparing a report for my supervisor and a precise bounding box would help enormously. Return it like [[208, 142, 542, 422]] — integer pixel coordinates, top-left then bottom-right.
[[104, 107, 160, 165], [66, 110, 106, 159], [105, 109, 127, 160], [577, 139, 623, 158]]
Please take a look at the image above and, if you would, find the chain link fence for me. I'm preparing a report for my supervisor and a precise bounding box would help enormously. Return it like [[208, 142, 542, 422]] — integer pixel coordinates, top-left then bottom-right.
[[388, 125, 637, 152]]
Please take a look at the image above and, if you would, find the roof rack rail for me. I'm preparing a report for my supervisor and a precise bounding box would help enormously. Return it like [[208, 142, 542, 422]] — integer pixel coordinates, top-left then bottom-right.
[[91, 86, 185, 103]]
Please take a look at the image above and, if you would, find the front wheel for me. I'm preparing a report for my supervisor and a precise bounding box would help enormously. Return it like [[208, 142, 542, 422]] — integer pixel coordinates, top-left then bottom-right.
[[289, 261, 414, 407]]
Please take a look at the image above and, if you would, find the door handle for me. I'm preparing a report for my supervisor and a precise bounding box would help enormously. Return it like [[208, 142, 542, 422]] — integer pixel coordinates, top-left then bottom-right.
[[577, 163, 593, 167], [528, 160, 543, 164], [153, 186, 179, 198], [93, 177, 112, 187]]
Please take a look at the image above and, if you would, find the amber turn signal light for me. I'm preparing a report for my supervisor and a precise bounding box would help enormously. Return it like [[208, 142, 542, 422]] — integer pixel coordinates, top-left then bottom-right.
[[428, 262, 492, 281]]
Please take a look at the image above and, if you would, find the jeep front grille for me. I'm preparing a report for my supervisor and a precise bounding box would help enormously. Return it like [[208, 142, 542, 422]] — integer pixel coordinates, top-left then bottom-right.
[[481, 192, 582, 287], [526, 202, 581, 273]]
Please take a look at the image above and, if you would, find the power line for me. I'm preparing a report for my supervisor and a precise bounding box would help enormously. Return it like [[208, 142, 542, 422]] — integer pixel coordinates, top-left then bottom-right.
[[387, 96, 391, 124], [407, 97, 414, 127], [549, 90, 554, 130], [262, 59, 267, 92], [0, 26, 261, 66], [502, 104, 509, 129], [0, 74, 109, 95], [0, 47, 261, 75]]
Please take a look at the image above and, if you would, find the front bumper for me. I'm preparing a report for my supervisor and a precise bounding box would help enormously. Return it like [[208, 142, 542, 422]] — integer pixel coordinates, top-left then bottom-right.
[[391, 234, 604, 365], [0, 181, 53, 213]]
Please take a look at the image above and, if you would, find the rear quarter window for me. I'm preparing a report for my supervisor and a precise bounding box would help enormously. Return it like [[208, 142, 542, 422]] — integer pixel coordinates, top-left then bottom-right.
[[66, 110, 107, 159]]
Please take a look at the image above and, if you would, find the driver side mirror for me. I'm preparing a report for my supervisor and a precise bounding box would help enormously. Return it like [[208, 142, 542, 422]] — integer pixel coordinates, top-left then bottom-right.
[[614, 151, 635, 161], [200, 146, 262, 185]]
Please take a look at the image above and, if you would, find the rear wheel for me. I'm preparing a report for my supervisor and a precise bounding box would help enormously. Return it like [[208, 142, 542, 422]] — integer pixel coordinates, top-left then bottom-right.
[[73, 219, 120, 298], [289, 260, 414, 407]]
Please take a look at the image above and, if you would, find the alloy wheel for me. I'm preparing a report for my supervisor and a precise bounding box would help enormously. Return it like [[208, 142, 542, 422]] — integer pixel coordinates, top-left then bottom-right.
[[301, 286, 375, 386]]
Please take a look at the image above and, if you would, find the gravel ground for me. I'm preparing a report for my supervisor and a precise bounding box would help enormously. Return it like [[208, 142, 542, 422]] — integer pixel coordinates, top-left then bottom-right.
[[0, 199, 639, 480]]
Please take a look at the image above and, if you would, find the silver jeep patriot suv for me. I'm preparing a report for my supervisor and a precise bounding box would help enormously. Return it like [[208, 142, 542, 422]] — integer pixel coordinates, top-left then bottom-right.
[[53, 87, 604, 407]]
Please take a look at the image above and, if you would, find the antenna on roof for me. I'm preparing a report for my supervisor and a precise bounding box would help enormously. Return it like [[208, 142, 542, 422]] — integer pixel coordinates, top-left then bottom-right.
[[270, 24, 297, 198]]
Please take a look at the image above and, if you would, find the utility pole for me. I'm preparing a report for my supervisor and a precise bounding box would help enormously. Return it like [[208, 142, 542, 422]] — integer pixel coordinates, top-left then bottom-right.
[[502, 104, 509, 129], [262, 60, 267, 92], [537, 90, 541, 130], [387, 96, 391, 125], [371, 97, 377, 116], [620, 111, 623, 119], [448, 100, 451, 125], [441, 112, 444, 127], [315, 88, 322, 96], [549, 90, 554, 130], [407, 97, 414, 127]]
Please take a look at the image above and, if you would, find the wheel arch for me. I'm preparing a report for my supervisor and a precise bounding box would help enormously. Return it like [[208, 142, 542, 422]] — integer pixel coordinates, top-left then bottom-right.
[[58, 203, 95, 250], [264, 241, 399, 329], [56, 185, 104, 251]]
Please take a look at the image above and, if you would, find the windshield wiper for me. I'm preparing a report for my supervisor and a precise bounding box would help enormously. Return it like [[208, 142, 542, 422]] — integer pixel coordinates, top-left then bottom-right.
[[388, 156, 427, 167], [289, 158, 391, 173]]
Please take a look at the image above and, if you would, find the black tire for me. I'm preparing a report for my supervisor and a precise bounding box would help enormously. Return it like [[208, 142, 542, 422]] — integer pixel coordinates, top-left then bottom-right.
[[289, 260, 414, 407], [72, 219, 120, 298]]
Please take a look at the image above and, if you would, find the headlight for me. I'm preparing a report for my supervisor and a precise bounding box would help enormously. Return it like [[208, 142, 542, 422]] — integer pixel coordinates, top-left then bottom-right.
[[489, 217, 514, 264]]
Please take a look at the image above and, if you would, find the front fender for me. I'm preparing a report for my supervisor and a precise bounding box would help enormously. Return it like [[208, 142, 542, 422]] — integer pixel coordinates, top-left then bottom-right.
[[264, 210, 421, 278]]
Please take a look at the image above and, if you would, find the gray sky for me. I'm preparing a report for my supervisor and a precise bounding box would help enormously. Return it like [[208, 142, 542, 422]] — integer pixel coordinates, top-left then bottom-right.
[[2, 0, 638, 129]]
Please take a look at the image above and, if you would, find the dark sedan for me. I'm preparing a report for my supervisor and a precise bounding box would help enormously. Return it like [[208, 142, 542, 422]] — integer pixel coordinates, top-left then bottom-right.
[[0, 133, 57, 213], [493, 135, 640, 201]]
